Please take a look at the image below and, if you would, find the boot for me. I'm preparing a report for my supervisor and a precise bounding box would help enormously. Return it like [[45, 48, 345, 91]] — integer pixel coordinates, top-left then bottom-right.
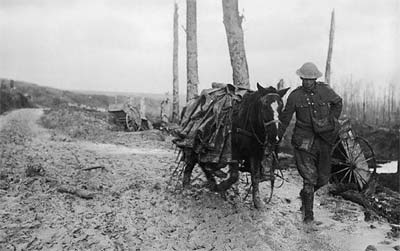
[[303, 192, 314, 223]]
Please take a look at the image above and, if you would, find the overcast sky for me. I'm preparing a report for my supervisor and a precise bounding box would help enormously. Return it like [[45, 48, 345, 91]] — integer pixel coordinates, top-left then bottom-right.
[[0, 0, 398, 94]]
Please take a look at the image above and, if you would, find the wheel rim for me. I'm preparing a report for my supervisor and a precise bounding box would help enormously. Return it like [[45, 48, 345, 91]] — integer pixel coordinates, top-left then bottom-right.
[[331, 136, 376, 190]]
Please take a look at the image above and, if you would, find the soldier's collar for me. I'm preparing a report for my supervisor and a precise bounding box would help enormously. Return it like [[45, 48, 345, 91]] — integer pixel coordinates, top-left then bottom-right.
[[301, 83, 317, 93]]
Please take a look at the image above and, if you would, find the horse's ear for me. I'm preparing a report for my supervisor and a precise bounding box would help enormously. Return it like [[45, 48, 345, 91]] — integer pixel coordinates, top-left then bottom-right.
[[256, 82, 265, 91], [278, 87, 290, 97]]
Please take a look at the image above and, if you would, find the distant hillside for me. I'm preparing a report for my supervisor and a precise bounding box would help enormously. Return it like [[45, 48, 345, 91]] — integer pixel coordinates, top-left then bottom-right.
[[76, 90, 186, 107], [77, 90, 168, 100], [0, 79, 112, 109], [0, 78, 175, 121]]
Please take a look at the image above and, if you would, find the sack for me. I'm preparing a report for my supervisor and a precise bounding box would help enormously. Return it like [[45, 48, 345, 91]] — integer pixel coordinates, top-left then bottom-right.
[[318, 117, 340, 145]]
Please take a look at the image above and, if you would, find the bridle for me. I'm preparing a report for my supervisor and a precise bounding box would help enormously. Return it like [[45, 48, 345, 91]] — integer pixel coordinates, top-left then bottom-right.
[[238, 92, 282, 147]]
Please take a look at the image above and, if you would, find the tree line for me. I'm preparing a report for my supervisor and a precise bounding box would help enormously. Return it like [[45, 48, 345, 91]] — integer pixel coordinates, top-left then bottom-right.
[[335, 79, 399, 128]]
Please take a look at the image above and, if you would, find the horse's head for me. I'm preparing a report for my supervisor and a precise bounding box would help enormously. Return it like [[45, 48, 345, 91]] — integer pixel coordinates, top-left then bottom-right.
[[256, 83, 290, 145]]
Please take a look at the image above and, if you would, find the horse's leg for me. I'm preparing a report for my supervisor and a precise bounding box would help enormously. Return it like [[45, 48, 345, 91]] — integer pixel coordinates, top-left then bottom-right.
[[200, 163, 217, 191], [216, 163, 239, 191], [182, 151, 196, 188], [250, 157, 264, 209]]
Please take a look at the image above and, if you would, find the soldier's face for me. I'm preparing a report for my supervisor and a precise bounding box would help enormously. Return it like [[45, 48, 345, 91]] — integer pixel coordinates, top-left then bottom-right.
[[301, 78, 316, 89]]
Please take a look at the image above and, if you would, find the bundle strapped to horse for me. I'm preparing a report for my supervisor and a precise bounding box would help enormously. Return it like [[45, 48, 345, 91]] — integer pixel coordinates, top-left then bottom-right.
[[174, 83, 247, 163]]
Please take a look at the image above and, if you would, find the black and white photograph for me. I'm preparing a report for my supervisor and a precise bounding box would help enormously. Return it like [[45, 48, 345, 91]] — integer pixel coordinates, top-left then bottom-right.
[[0, 0, 399, 250]]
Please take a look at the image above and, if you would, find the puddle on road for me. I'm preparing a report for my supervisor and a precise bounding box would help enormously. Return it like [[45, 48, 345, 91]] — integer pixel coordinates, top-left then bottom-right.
[[377, 161, 398, 173], [79, 142, 172, 156]]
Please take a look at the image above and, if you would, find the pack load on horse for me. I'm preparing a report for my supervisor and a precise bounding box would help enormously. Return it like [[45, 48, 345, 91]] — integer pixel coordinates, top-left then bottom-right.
[[173, 83, 289, 209]]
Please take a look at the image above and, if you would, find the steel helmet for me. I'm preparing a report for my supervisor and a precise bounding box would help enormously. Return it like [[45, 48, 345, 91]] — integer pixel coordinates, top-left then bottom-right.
[[296, 62, 322, 79]]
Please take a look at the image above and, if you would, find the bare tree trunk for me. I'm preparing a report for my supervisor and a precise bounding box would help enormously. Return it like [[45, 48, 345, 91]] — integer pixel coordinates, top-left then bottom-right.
[[389, 84, 394, 126], [325, 9, 335, 85], [172, 3, 180, 123], [398, 129, 400, 192], [362, 89, 366, 122], [222, 0, 250, 89], [186, 0, 199, 102], [383, 91, 386, 125]]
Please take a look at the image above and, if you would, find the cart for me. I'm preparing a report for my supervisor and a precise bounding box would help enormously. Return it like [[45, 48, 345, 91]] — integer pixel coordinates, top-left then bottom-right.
[[330, 119, 377, 190], [108, 103, 142, 131]]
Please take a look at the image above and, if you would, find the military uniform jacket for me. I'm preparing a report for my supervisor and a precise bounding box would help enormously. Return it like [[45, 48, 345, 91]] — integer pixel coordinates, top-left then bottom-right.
[[279, 82, 343, 147]]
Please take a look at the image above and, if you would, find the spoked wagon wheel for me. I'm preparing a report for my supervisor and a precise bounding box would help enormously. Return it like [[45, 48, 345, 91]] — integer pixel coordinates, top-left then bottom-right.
[[331, 136, 376, 190]]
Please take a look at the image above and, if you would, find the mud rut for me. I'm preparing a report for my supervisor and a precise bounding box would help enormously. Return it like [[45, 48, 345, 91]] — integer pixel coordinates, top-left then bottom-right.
[[0, 109, 395, 251]]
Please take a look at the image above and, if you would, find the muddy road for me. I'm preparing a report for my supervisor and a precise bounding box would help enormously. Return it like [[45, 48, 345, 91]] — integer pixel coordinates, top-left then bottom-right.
[[0, 109, 396, 250]]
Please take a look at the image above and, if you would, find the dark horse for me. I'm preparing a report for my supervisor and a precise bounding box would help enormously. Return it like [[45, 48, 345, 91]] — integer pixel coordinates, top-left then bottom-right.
[[182, 83, 289, 209]]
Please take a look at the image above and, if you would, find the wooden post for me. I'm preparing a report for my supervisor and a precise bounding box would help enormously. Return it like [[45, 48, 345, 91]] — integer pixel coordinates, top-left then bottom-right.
[[172, 3, 180, 123], [160, 93, 170, 123], [222, 0, 250, 89], [186, 0, 199, 102], [140, 97, 146, 119], [325, 9, 335, 85]]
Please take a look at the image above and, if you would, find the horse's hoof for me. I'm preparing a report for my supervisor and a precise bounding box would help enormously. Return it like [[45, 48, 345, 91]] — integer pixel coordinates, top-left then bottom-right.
[[254, 200, 265, 210], [207, 182, 218, 192], [182, 181, 190, 188]]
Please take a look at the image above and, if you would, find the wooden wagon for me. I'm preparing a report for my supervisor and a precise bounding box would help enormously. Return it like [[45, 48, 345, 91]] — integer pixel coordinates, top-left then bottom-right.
[[108, 103, 142, 131]]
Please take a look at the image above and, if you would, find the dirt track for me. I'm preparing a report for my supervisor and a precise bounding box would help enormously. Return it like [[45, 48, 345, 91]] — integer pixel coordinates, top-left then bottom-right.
[[0, 109, 397, 251]]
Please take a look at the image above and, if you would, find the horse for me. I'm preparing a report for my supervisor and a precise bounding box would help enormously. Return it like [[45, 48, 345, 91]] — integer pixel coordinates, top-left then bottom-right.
[[181, 83, 289, 209]]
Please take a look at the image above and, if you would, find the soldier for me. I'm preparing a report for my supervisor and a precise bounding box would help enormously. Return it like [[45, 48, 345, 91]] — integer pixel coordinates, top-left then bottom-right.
[[279, 62, 343, 223]]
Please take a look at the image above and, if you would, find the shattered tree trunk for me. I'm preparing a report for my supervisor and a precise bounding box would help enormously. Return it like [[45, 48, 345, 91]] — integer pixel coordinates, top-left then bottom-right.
[[172, 3, 180, 123], [186, 0, 199, 102], [222, 0, 250, 89], [325, 9, 335, 85]]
